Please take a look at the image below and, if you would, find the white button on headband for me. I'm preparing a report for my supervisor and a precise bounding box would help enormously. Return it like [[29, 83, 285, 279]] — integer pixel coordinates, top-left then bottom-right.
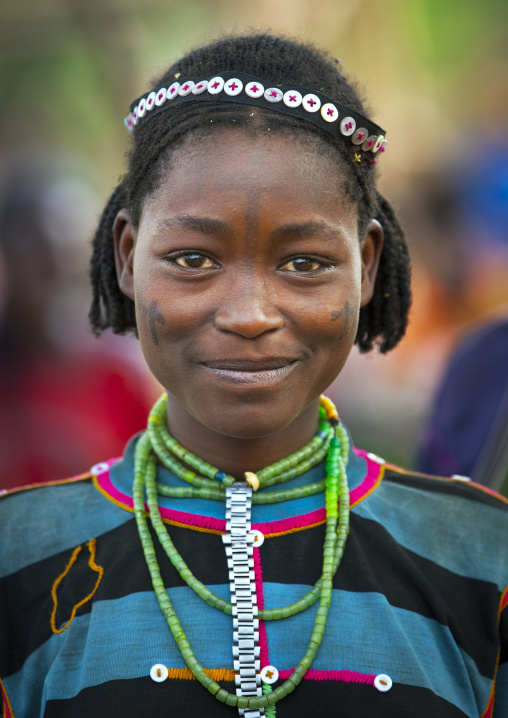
[[137, 98, 147, 118], [146, 92, 156, 111], [283, 90, 302, 108], [245, 81, 264, 98], [340, 116, 356, 135], [178, 81, 195, 96], [321, 102, 338, 123], [208, 76, 225, 94], [192, 80, 208, 94], [155, 88, 167, 106], [167, 82, 180, 100], [224, 78, 243, 96], [302, 93, 321, 113], [351, 127, 368, 145], [264, 87, 283, 103]]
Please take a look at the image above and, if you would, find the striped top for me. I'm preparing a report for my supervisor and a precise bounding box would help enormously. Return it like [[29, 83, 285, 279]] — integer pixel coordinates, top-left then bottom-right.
[[1, 434, 507, 718]]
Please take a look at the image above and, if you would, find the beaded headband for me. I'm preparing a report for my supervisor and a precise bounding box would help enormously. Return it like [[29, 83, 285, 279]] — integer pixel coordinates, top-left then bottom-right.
[[125, 71, 388, 162]]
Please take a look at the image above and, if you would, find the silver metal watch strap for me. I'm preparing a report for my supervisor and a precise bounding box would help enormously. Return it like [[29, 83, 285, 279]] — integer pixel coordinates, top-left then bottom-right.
[[222, 483, 265, 718]]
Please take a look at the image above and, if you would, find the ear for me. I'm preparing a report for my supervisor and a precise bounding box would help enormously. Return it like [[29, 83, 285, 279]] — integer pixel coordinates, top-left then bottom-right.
[[113, 209, 137, 301], [360, 219, 384, 307]]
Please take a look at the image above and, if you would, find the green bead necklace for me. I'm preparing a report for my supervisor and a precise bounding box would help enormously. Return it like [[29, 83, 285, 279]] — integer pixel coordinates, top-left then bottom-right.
[[133, 394, 350, 713]]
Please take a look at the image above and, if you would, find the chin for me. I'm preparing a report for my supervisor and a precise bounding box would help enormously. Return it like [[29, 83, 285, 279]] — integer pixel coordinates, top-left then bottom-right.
[[194, 397, 300, 440]]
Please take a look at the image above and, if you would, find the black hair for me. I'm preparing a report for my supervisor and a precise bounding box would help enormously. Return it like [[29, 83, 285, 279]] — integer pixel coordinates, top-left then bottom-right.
[[89, 33, 411, 353]]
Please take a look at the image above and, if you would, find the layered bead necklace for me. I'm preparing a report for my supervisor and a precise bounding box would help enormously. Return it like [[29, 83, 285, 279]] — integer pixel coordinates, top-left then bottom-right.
[[133, 394, 350, 715]]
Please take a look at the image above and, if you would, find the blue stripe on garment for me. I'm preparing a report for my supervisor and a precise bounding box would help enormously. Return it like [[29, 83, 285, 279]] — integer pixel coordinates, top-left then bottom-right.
[[3, 585, 234, 711], [262, 584, 491, 718], [4, 583, 491, 717], [0, 482, 131, 579], [354, 480, 508, 590], [494, 662, 508, 718]]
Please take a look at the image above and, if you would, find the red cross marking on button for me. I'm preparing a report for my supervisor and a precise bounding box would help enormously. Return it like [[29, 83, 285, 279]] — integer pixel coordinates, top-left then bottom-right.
[[170, 87, 176, 94], [289, 95, 297, 102], [380, 146, 386, 152], [270, 91, 278, 97], [183, 84, 190, 91], [346, 122, 353, 130], [158, 92, 164, 99], [148, 98, 153, 105], [133, 111, 137, 118], [266, 670, 273, 678], [197, 84, 203, 89], [368, 140, 374, 146], [327, 108, 334, 116], [307, 98, 316, 107], [358, 133, 364, 140], [212, 81, 220, 89], [229, 82, 238, 91], [251, 85, 259, 92]]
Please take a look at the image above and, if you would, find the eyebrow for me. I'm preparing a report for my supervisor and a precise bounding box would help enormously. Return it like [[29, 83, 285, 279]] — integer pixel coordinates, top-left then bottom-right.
[[270, 221, 341, 242], [162, 216, 234, 240]]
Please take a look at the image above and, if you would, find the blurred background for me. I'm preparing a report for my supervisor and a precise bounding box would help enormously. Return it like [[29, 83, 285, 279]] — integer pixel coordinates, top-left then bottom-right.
[[1, 0, 507, 492]]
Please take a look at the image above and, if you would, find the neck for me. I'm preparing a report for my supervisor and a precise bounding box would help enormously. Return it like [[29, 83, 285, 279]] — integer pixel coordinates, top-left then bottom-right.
[[166, 397, 322, 480]]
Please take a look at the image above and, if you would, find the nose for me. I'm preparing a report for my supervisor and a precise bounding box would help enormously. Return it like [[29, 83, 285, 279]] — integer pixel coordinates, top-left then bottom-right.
[[214, 278, 284, 338]]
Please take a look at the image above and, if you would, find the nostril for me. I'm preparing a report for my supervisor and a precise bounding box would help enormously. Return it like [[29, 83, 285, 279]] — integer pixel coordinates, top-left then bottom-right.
[[214, 303, 284, 338]]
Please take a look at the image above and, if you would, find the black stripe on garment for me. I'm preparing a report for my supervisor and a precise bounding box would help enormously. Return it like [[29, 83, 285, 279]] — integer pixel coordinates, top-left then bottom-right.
[[42, 674, 469, 718], [383, 468, 508, 511], [1, 511, 501, 682], [0, 518, 228, 678], [261, 514, 501, 679]]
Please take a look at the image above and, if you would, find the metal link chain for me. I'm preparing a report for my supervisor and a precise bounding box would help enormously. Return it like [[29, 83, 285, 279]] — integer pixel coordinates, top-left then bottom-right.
[[222, 483, 265, 718]]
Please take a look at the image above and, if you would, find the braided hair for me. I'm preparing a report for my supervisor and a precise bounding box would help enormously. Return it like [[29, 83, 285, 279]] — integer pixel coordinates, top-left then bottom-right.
[[90, 33, 411, 353]]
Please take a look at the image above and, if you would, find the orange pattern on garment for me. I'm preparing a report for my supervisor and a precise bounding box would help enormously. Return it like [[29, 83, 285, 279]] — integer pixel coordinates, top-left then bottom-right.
[[50, 538, 104, 634]]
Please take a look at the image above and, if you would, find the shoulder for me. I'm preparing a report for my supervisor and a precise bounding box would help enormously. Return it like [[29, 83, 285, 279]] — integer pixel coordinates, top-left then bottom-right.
[[0, 468, 132, 580]]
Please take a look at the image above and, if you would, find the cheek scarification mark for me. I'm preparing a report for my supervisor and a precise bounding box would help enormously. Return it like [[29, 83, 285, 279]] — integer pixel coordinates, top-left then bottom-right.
[[330, 310, 343, 321], [332, 301, 355, 339], [142, 300, 165, 346]]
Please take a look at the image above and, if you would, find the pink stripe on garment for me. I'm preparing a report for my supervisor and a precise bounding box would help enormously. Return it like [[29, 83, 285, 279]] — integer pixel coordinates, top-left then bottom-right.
[[252, 547, 270, 668], [278, 668, 376, 685], [94, 448, 383, 536]]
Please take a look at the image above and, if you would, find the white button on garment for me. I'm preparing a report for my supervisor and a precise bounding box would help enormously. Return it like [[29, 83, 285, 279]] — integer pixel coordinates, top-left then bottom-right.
[[362, 134, 377, 151], [132, 106, 139, 125], [155, 88, 167, 106], [208, 76, 225, 94], [260, 665, 279, 684], [302, 93, 321, 113], [146, 91, 156, 111], [90, 462, 109, 475], [340, 116, 356, 136], [137, 98, 147, 118], [321, 102, 338, 122], [248, 529, 264, 547], [374, 674, 392, 692], [192, 80, 208, 94], [283, 90, 302, 108], [167, 82, 180, 100], [150, 664, 169, 682], [452, 474, 471, 482], [224, 78, 243, 96], [264, 87, 283, 103], [245, 81, 264, 98], [366, 452, 385, 465], [351, 127, 368, 145], [178, 81, 195, 96], [372, 134, 385, 153]]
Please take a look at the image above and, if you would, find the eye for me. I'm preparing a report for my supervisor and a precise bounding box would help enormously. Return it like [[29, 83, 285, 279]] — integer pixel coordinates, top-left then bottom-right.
[[281, 257, 327, 273], [174, 253, 217, 269]]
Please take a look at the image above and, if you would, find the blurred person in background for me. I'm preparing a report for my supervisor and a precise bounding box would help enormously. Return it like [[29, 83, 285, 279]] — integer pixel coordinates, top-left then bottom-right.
[[416, 144, 508, 491], [0, 154, 157, 490]]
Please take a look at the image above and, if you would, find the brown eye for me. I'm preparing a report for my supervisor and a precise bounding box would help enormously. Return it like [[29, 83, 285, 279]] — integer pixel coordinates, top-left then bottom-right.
[[175, 253, 216, 269], [282, 257, 323, 272]]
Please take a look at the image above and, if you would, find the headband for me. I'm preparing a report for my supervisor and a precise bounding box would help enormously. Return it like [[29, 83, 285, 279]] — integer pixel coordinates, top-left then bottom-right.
[[125, 71, 387, 162]]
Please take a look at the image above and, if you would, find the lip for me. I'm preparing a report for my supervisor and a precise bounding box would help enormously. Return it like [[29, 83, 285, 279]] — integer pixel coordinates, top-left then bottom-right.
[[200, 358, 300, 387]]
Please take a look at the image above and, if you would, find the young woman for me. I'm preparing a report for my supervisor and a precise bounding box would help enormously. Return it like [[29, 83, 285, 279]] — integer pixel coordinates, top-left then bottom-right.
[[1, 33, 507, 718]]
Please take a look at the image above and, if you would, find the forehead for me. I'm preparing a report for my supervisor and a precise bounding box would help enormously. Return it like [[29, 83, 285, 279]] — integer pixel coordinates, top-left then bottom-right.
[[142, 129, 356, 226]]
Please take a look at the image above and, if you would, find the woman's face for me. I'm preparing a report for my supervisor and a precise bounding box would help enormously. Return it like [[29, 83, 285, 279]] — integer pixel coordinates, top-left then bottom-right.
[[115, 129, 382, 439]]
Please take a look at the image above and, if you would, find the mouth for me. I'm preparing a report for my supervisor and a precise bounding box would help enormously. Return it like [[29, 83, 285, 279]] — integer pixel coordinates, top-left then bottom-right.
[[200, 358, 300, 387]]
